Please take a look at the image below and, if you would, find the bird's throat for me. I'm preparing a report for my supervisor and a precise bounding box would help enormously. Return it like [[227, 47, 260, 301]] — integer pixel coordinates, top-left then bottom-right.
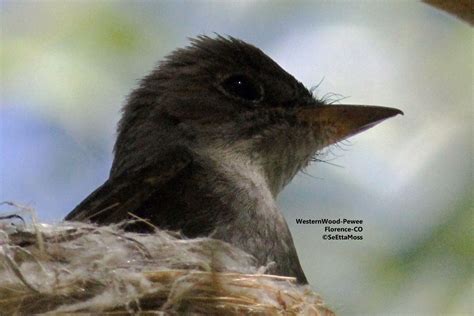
[[198, 148, 307, 282]]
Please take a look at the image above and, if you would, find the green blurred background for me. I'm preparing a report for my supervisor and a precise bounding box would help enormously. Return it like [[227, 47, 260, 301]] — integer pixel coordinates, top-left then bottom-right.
[[1, 1, 472, 315]]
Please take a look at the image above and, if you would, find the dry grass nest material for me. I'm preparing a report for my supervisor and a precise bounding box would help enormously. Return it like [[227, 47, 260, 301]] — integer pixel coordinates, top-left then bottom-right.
[[0, 215, 334, 315]]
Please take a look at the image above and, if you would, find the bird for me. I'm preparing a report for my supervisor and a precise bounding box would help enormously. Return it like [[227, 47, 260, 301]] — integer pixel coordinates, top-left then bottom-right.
[[65, 35, 402, 284]]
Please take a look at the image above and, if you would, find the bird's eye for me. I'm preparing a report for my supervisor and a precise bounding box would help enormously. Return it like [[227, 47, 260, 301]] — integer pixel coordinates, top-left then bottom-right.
[[220, 75, 263, 102]]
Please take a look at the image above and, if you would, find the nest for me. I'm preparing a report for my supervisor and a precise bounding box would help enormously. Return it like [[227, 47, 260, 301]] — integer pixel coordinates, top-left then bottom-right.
[[0, 212, 334, 315]]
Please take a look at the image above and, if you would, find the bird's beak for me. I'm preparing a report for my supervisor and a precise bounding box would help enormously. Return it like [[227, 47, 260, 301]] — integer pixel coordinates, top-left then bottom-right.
[[296, 104, 403, 147]]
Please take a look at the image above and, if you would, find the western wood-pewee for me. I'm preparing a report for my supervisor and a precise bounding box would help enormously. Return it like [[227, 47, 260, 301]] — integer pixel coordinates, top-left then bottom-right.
[[66, 36, 402, 283]]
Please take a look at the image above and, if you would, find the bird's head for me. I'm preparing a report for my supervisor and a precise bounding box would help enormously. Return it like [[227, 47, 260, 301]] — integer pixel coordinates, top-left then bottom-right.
[[112, 36, 402, 195]]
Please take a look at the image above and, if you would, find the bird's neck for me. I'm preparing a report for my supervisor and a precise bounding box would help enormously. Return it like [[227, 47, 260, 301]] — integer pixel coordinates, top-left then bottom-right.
[[197, 143, 295, 197], [195, 146, 306, 282]]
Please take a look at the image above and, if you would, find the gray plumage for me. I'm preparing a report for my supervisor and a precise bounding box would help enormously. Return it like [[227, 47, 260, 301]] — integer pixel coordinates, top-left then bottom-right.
[[66, 36, 402, 284]]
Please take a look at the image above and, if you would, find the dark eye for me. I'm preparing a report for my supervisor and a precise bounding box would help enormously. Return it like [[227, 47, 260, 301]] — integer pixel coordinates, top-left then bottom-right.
[[220, 75, 263, 102]]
